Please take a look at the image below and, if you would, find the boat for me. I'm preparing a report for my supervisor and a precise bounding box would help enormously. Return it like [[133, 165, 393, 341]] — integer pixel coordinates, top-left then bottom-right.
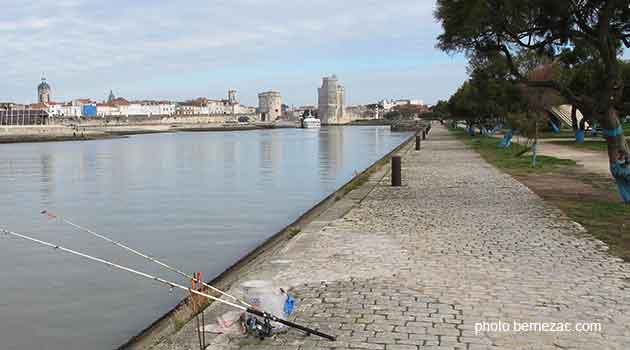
[[299, 112, 321, 129]]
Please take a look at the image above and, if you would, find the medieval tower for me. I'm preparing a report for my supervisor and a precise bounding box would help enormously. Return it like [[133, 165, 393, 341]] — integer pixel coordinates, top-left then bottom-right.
[[318, 75, 345, 124]]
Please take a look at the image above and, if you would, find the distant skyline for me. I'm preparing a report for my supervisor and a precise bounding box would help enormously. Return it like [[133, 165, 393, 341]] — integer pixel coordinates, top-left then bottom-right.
[[2, 1, 628, 107]]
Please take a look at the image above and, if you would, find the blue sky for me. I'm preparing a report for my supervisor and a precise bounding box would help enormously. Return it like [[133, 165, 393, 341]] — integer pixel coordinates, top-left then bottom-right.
[[0, 0, 468, 106], [2, 1, 627, 107]]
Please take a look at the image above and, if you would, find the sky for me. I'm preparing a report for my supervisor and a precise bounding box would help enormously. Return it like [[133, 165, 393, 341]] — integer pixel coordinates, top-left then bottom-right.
[[0, 0, 469, 106]]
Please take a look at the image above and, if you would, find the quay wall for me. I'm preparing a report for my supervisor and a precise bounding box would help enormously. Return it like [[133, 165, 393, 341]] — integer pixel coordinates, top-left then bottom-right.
[[117, 132, 417, 350], [0, 116, 261, 143], [0, 125, 113, 143]]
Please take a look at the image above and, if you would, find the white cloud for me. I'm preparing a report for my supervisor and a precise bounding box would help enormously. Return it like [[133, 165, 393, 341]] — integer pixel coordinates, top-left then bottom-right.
[[0, 18, 50, 31], [0, 0, 454, 104]]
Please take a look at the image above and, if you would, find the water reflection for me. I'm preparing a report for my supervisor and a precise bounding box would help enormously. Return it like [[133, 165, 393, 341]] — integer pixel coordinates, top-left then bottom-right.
[[40, 153, 54, 202]]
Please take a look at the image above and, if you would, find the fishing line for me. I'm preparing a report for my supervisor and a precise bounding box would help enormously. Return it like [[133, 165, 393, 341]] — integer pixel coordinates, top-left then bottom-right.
[[40, 210, 251, 308], [1, 228, 336, 341]]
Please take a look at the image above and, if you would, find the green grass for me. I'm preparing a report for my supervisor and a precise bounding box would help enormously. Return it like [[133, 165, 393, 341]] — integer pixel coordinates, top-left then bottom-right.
[[342, 151, 393, 195], [550, 140, 608, 152], [287, 226, 301, 238], [562, 200, 630, 261], [451, 129, 577, 175], [539, 130, 578, 139]]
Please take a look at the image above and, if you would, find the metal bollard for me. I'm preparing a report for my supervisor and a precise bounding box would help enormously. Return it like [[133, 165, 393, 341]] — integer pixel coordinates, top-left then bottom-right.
[[415, 135, 421, 151], [391, 156, 402, 187], [422, 130, 426, 140]]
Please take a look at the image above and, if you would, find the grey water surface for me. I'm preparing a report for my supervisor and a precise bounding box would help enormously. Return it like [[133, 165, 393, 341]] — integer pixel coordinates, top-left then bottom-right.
[[0, 126, 411, 350]]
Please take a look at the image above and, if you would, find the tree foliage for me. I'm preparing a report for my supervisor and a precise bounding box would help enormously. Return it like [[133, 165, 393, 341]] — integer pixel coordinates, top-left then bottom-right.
[[435, 0, 630, 196]]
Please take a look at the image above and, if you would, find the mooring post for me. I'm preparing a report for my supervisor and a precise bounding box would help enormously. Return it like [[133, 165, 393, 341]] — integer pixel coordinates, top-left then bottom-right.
[[391, 155, 402, 187], [415, 135, 421, 151], [422, 130, 426, 140]]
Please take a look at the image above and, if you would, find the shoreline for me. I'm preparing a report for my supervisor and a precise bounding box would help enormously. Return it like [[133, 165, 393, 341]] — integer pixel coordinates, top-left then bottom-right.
[[0, 123, 297, 144], [118, 131, 418, 350]]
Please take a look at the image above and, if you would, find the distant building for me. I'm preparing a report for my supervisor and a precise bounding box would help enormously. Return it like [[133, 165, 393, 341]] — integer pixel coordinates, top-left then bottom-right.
[[318, 75, 345, 124], [59, 100, 85, 118], [379, 99, 425, 111], [0, 106, 49, 125], [175, 94, 255, 117], [286, 105, 317, 121], [107, 90, 116, 103], [98, 98, 176, 117], [228, 90, 237, 105], [0, 102, 20, 111], [82, 104, 97, 117], [38, 76, 51, 104], [345, 105, 377, 121], [258, 91, 282, 122]]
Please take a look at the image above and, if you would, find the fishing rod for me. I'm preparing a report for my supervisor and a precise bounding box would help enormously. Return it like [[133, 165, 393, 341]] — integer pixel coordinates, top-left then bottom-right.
[[0, 228, 336, 341], [40, 210, 251, 308]]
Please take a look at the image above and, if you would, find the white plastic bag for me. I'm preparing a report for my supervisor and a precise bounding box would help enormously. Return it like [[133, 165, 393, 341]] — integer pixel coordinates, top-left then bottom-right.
[[241, 280, 288, 331], [200, 310, 245, 335]]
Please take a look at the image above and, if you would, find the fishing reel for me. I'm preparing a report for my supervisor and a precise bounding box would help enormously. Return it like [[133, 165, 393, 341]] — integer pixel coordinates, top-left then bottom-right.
[[246, 316, 274, 340]]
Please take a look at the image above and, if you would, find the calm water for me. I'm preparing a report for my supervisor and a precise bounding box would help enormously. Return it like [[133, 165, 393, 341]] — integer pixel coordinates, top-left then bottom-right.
[[0, 126, 411, 350]]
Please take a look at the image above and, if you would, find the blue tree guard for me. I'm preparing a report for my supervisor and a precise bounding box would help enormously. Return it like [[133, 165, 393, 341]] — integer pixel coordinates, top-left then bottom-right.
[[548, 119, 560, 133], [611, 161, 630, 203], [499, 129, 514, 148], [575, 129, 585, 144]]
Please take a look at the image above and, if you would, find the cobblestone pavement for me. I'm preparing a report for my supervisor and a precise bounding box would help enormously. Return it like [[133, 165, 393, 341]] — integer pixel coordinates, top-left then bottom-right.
[[154, 125, 630, 350]]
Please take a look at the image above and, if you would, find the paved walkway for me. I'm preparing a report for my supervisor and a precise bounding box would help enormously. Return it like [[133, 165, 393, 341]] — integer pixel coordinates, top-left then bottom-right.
[[155, 125, 630, 350]]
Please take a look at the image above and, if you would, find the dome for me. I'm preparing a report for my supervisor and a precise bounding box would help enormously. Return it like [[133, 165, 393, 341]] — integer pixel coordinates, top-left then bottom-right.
[[38, 78, 50, 91]]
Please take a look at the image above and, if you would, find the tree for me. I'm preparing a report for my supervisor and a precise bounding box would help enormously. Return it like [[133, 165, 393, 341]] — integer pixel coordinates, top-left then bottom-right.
[[384, 110, 402, 121], [393, 104, 426, 119], [435, 0, 630, 201], [445, 53, 526, 133]]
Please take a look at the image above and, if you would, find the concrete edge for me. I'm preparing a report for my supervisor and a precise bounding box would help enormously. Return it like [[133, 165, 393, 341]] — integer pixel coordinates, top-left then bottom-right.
[[117, 131, 418, 350]]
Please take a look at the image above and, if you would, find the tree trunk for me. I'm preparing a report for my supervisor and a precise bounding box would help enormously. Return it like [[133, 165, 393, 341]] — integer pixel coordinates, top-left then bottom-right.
[[601, 107, 630, 202], [601, 108, 628, 160]]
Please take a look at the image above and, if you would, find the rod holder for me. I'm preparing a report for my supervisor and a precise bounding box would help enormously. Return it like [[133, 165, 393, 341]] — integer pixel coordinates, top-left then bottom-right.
[[391, 156, 402, 187]]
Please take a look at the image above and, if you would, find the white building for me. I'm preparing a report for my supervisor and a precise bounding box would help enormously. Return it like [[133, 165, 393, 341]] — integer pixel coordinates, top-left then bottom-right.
[[127, 101, 176, 116], [258, 91, 282, 121], [97, 98, 176, 117], [379, 99, 424, 111], [175, 91, 256, 117], [318, 75, 346, 124]]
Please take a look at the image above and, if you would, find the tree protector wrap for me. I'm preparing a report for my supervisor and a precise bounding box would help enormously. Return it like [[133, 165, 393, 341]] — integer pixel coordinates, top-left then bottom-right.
[[611, 160, 630, 203], [575, 129, 585, 143], [499, 129, 513, 148]]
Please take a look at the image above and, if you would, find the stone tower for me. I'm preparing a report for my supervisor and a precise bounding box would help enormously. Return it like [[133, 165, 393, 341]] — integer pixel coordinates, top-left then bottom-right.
[[38, 75, 51, 104], [228, 89, 237, 104], [108, 90, 116, 103], [318, 75, 345, 124], [258, 91, 282, 122]]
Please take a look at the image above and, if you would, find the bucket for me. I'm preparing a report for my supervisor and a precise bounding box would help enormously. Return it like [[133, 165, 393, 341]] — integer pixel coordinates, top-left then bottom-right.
[[241, 280, 287, 331]]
